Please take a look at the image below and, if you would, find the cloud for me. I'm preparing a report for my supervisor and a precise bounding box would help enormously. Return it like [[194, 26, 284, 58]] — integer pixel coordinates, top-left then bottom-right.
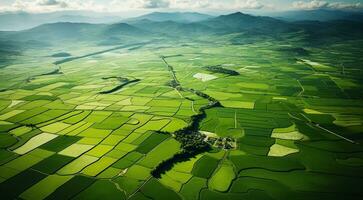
[[142, 0, 170, 8], [0, 0, 265, 13], [37, 0, 68, 8], [110, 0, 264, 11], [292, 0, 328, 9], [109, 0, 168, 10], [167, 0, 213, 9], [293, 0, 363, 10], [235, 0, 264, 9], [38, 0, 62, 6], [165, 0, 264, 10], [329, 2, 363, 9], [3, 0, 70, 12], [3, 0, 361, 13]]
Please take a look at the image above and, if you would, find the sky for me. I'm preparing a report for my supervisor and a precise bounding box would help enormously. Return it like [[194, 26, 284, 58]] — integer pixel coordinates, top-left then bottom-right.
[[0, 0, 363, 14]]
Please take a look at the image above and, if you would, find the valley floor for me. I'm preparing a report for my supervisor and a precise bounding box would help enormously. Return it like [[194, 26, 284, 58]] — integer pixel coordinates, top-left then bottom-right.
[[0, 38, 363, 200]]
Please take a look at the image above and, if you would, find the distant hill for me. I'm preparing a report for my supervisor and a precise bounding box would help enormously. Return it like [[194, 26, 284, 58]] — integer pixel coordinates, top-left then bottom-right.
[[1, 11, 363, 47], [0, 11, 122, 31], [199, 12, 297, 35], [129, 12, 296, 37], [273, 9, 363, 22], [293, 20, 363, 45], [0, 21, 155, 46], [11, 22, 104, 42], [104, 23, 150, 36], [130, 19, 214, 36], [126, 12, 212, 23]]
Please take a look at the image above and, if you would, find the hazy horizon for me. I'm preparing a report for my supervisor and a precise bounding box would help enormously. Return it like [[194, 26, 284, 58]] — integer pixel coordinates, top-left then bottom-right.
[[1, 0, 363, 17], [1, 5, 363, 31]]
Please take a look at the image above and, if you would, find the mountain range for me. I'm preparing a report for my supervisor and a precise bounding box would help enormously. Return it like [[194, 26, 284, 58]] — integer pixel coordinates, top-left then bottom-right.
[[125, 12, 212, 23], [1, 9, 363, 31], [272, 9, 363, 22], [0, 11, 123, 31], [0, 11, 362, 48]]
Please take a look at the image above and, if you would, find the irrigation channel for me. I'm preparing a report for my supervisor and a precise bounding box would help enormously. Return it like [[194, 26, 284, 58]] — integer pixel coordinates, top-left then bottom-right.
[[150, 56, 223, 178]]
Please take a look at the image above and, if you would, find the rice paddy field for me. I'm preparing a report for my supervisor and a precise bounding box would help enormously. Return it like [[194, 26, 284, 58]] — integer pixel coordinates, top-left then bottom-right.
[[1, 37, 363, 200]]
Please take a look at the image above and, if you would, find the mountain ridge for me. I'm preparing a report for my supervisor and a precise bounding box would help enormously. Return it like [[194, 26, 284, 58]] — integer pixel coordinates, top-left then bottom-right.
[[125, 12, 213, 23], [1, 11, 362, 47]]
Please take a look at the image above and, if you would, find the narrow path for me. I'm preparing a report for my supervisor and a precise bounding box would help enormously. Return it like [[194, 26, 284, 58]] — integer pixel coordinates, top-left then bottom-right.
[[207, 151, 228, 186], [297, 80, 304, 97], [289, 113, 358, 144], [161, 56, 179, 86], [315, 124, 358, 144], [127, 176, 152, 199], [175, 88, 184, 98]]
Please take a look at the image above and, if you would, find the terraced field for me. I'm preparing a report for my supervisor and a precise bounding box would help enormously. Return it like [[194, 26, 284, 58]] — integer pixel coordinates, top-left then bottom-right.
[[1, 36, 363, 200]]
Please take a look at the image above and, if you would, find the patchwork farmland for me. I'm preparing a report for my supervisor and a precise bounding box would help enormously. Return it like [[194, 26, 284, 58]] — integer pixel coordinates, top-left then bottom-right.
[[1, 11, 363, 200]]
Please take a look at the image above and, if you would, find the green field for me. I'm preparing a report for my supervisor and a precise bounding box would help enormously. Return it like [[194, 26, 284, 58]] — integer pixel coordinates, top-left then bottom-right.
[[1, 10, 363, 200]]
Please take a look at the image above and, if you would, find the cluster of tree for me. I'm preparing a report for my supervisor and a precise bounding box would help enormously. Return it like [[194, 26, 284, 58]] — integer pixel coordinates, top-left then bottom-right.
[[151, 142, 210, 178], [162, 54, 183, 59], [99, 79, 140, 94], [187, 88, 221, 104], [204, 65, 240, 76], [40, 67, 63, 76], [175, 130, 209, 152], [167, 79, 181, 89], [214, 137, 235, 150], [153, 57, 224, 177], [26, 65, 63, 83], [152, 129, 211, 178], [151, 89, 222, 178], [161, 56, 180, 85], [51, 52, 71, 58]]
